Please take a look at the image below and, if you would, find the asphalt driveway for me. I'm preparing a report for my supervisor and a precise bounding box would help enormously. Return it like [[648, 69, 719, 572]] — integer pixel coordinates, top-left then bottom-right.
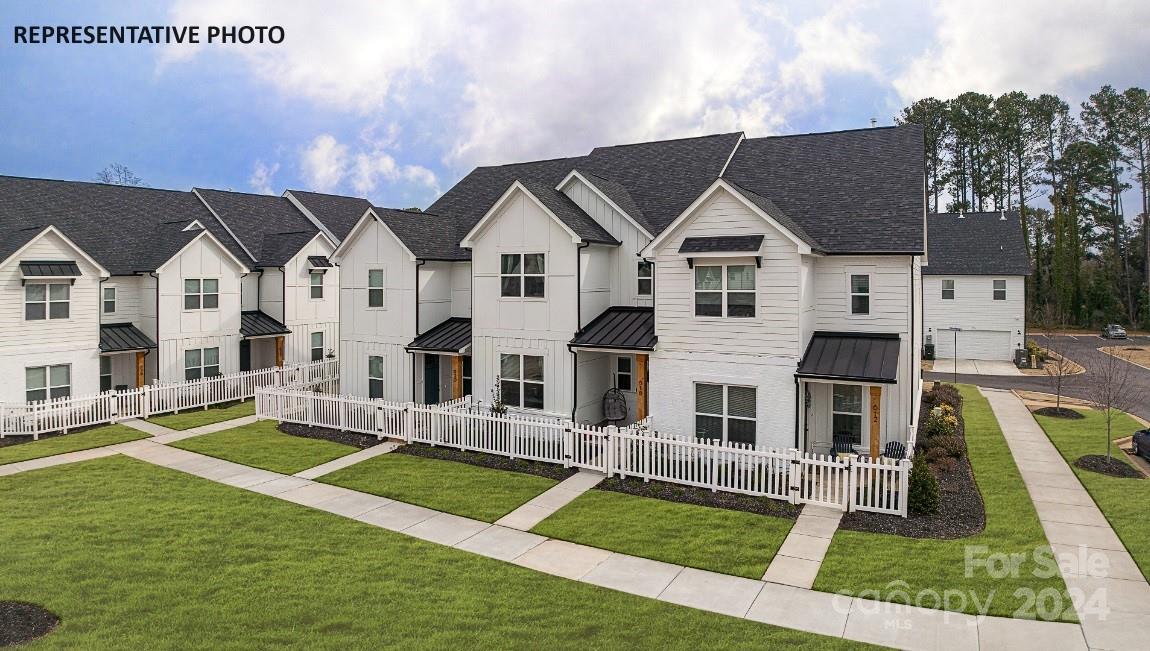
[[924, 334, 1150, 422]]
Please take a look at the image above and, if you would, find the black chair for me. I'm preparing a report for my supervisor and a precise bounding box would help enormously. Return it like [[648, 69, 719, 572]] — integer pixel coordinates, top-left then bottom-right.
[[832, 432, 856, 456], [882, 441, 907, 460]]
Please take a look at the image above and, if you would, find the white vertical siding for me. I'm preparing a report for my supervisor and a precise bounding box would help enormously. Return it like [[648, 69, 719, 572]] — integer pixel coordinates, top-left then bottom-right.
[[280, 236, 339, 365], [561, 175, 653, 307], [258, 268, 284, 322]]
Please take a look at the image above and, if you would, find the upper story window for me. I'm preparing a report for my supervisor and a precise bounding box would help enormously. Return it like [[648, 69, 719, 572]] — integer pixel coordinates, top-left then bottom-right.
[[500, 253, 545, 298], [850, 274, 870, 315], [368, 269, 385, 307], [637, 260, 653, 296], [311, 331, 324, 362], [500, 353, 544, 409], [993, 279, 1007, 301], [694, 383, 756, 445], [27, 364, 70, 402], [310, 272, 324, 299], [184, 279, 219, 310], [941, 279, 955, 300], [368, 355, 384, 399], [25, 283, 69, 320], [694, 264, 755, 317], [185, 347, 220, 381], [103, 286, 116, 313]]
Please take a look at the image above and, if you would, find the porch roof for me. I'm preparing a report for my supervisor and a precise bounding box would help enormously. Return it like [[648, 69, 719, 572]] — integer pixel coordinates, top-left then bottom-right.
[[678, 235, 764, 254], [796, 331, 900, 384], [407, 317, 472, 354], [240, 310, 291, 338], [20, 260, 82, 278], [99, 323, 157, 353], [570, 306, 656, 351]]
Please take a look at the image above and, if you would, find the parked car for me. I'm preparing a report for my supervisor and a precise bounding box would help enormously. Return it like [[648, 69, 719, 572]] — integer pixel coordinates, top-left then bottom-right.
[[1102, 324, 1128, 339], [1132, 429, 1150, 460]]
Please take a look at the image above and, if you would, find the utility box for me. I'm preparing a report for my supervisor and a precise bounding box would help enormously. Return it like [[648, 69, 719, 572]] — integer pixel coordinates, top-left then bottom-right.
[[923, 343, 935, 360], [1014, 348, 1030, 368]]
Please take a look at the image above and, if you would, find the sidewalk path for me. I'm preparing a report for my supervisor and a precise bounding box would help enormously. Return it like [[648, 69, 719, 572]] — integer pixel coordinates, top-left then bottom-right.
[[294, 441, 401, 479], [761, 505, 842, 588], [981, 387, 1150, 651], [494, 470, 604, 530]]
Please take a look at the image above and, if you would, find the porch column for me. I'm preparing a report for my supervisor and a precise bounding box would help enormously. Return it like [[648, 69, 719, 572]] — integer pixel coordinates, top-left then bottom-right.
[[451, 355, 463, 399], [275, 336, 285, 367], [636, 353, 649, 421], [869, 386, 882, 457], [135, 351, 146, 388]]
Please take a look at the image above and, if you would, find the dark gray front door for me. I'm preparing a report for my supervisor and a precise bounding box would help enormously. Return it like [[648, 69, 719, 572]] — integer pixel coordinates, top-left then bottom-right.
[[424, 355, 439, 404], [240, 340, 251, 372]]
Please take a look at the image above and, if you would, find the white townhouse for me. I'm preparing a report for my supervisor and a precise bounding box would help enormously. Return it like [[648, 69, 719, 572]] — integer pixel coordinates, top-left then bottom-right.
[[0, 178, 341, 403], [922, 212, 1030, 361], [332, 125, 927, 456]]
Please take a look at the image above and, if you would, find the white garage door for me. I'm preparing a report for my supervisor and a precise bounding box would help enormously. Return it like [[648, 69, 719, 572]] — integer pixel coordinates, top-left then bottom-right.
[[935, 329, 1012, 361]]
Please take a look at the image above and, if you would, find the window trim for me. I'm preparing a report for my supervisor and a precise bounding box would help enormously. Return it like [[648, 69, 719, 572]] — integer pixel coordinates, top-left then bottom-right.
[[637, 260, 653, 297], [693, 382, 757, 445], [368, 355, 385, 399], [183, 278, 220, 311], [26, 364, 71, 402], [849, 273, 871, 316], [499, 352, 545, 410], [831, 383, 865, 447], [100, 356, 112, 392], [367, 267, 385, 309], [103, 286, 117, 314], [25, 282, 71, 321], [310, 331, 324, 362], [309, 271, 324, 300], [993, 279, 1007, 301], [693, 263, 757, 319], [615, 355, 633, 392], [941, 279, 955, 300], [499, 253, 546, 299], [184, 347, 221, 381]]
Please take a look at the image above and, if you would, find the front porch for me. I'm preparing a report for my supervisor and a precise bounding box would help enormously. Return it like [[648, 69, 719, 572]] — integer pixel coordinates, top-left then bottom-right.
[[99, 322, 157, 390], [569, 306, 655, 427], [407, 317, 472, 405], [239, 310, 291, 372]]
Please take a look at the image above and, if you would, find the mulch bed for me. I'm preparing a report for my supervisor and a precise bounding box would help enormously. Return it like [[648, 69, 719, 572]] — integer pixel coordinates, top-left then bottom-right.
[[1033, 407, 1085, 419], [277, 422, 385, 449], [1075, 454, 1144, 479], [838, 394, 986, 539], [595, 476, 801, 518], [394, 443, 579, 481], [0, 601, 58, 647]]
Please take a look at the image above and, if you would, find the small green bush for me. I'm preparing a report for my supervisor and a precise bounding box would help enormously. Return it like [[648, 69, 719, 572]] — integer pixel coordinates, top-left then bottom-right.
[[931, 434, 965, 458], [908, 455, 940, 515], [922, 404, 959, 439], [929, 383, 963, 410]]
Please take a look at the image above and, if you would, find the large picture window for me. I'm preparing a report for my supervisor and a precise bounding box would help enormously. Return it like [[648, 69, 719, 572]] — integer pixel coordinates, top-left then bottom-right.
[[832, 384, 864, 446], [694, 383, 756, 445], [184, 279, 219, 310], [368, 269, 384, 307], [850, 274, 870, 315], [694, 264, 755, 317], [368, 355, 384, 398], [26, 364, 70, 402], [637, 260, 653, 296], [184, 347, 220, 381], [500, 353, 544, 409], [500, 253, 545, 298], [25, 283, 70, 320]]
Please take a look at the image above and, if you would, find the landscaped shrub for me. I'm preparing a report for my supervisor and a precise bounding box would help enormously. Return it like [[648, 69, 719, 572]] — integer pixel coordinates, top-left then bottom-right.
[[908, 455, 940, 515], [922, 404, 959, 439], [1025, 339, 1045, 363], [927, 434, 965, 458], [929, 384, 962, 410]]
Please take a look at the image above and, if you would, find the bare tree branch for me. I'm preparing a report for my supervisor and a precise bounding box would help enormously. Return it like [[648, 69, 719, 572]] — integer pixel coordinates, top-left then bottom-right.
[[1089, 344, 1137, 461], [95, 163, 143, 187]]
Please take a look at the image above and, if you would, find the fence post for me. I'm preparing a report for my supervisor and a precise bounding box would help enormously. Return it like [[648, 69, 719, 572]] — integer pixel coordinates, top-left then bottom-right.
[[306, 392, 315, 427], [899, 458, 911, 517], [562, 423, 573, 469], [642, 429, 650, 483], [605, 425, 617, 477], [847, 457, 857, 512], [404, 402, 415, 443], [109, 391, 118, 424], [142, 384, 151, 419], [710, 438, 719, 492], [788, 448, 801, 505]]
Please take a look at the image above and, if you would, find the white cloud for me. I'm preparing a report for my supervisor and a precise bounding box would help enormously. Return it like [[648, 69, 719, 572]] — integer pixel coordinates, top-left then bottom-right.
[[893, 0, 1150, 102], [300, 134, 348, 192], [299, 133, 439, 197], [778, 3, 881, 101], [248, 160, 279, 194]]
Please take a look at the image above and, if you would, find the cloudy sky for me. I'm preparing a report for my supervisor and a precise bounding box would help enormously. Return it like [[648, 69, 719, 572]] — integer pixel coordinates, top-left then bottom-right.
[[1, 0, 1147, 209]]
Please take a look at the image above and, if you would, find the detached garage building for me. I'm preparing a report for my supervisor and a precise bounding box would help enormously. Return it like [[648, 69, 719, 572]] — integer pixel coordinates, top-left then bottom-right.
[[923, 212, 1031, 361]]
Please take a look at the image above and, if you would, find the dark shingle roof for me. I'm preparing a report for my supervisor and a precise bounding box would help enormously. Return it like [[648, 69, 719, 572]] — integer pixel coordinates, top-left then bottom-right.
[[723, 180, 820, 250], [99, 323, 157, 352], [796, 332, 901, 384], [286, 190, 373, 242], [517, 179, 618, 245], [240, 310, 291, 338], [923, 212, 1032, 276], [723, 126, 925, 254], [0, 176, 223, 275], [194, 189, 322, 266], [570, 307, 656, 351], [679, 235, 764, 254], [374, 208, 472, 261], [407, 317, 472, 353]]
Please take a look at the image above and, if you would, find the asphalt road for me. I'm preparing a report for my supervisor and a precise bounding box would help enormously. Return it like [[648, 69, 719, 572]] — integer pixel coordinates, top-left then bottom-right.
[[923, 334, 1150, 422]]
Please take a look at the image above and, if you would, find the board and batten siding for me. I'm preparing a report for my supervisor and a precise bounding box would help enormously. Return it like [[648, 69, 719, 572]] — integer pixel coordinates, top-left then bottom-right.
[[922, 275, 1025, 359], [0, 230, 103, 402], [281, 237, 339, 365]]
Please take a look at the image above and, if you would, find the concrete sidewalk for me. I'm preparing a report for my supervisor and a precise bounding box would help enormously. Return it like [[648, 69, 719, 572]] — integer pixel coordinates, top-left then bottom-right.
[[494, 470, 604, 530], [761, 505, 842, 588], [294, 440, 401, 479]]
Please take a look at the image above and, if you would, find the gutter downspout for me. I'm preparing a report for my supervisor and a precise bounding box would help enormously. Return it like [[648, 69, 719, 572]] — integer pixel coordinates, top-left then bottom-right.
[[149, 272, 160, 384], [411, 259, 426, 403], [794, 377, 801, 449], [571, 242, 590, 422], [909, 259, 916, 440]]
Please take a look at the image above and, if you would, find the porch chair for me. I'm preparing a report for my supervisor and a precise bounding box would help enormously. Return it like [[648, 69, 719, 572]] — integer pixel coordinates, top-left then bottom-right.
[[831, 433, 856, 456], [881, 441, 907, 460]]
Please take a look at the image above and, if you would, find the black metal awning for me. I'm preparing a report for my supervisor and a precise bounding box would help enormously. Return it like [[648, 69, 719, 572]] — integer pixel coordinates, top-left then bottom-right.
[[796, 332, 901, 384], [407, 317, 472, 354], [240, 310, 291, 339], [99, 323, 157, 353], [570, 306, 656, 351], [678, 235, 764, 254], [20, 260, 82, 277], [308, 255, 333, 271]]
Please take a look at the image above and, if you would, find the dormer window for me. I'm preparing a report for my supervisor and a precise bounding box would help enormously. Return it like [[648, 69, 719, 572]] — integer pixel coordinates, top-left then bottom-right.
[[694, 264, 755, 317]]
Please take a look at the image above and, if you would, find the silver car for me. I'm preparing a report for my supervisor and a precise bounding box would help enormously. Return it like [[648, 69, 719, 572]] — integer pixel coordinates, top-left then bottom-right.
[[1102, 324, 1128, 339]]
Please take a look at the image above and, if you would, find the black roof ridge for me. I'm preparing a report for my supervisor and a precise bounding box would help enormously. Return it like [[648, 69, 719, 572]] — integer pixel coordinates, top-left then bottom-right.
[[589, 131, 743, 152], [0, 173, 187, 193], [372, 205, 448, 219], [473, 154, 586, 171], [194, 186, 295, 199], [812, 331, 901, 340], [743, 125, 910, 142]]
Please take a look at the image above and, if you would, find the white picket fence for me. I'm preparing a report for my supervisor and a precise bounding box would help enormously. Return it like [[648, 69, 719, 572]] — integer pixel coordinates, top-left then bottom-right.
[[257, 387, 913, 516], [0, 360, 339, 439]]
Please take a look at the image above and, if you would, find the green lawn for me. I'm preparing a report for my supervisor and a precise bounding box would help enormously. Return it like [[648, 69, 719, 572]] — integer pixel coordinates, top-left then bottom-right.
[[0, 457, 868, 650], [1036, 408, 1150, 580], [532, 490, 794, 579], [815, 385, 1076, 621], [169, 420, 356, 475], [0, 424, 148, 466], [320, 453, 557, 522], [146, 400, 255, 430]]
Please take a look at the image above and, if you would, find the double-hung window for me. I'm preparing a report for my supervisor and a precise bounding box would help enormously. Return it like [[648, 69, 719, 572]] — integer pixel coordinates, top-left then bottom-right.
[[184, 279, 219, 310], [368, 269, 384, 307], [694, 264, 755, 317], [500, 353, 544, 409], [368, 355, 384, 398], [637, 260, 653, 296], [26, 364, 70, 402], [310, 272, 324, 299], [500, 253, 545, 298], [694, 383, 756, 445], [615, 356, 633, 391], [832, 384, 864, 446], [850, 274, 870, 315], [993, 279, 1007, 301], [103, 287, 116, 313], [184, 347, 220, 381], [311, 332, 324, 362], [100, 356, 112, 392], [25, 283, 70, 320], [941, 279, 955, 300]]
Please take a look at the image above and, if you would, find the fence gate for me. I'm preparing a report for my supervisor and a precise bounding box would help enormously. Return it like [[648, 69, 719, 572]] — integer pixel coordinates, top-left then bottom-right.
[[792, 452, 850, 510]]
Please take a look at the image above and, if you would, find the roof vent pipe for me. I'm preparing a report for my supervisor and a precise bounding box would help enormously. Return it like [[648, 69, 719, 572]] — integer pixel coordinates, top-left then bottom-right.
[[1000, 210, 1006, 220], [869, 117, 877, 128]]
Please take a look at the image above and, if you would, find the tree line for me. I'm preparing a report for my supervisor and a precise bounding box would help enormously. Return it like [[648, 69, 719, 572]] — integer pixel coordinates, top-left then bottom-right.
[[897, 87, 1150, 329]]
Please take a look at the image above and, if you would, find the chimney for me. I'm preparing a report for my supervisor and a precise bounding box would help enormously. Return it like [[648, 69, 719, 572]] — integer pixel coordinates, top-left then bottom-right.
[[869, 118, 877, 128]]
